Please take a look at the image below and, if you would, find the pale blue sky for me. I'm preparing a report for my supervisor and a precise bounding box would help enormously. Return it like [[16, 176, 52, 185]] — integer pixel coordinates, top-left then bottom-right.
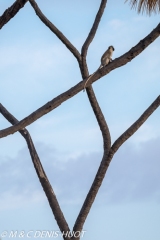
[[0, 1, 160, 240]]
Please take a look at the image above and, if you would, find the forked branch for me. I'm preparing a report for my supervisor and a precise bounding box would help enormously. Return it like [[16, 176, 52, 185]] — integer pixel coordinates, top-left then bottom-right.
[[0, 0, 28, 29], [29, 0, 81, 63], [71, 3, 111, 236], [72, 95, 160, 235], [0, 22, 159, 139], [0, 104, 70, 239]]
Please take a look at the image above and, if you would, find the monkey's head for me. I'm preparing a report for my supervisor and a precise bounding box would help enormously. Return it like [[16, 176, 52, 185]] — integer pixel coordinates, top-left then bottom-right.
[[109, 46, 115, 51]]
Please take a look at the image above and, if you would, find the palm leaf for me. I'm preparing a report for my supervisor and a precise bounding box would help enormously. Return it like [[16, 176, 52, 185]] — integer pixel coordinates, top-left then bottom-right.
[[126, 0, 160, 14]]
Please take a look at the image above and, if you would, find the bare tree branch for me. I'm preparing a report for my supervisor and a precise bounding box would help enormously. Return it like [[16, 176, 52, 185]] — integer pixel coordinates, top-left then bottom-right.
[[29, 0, 81, 63], [86, 87, 111, 152], [81, 0, 107, 58], [72, 95, 160, 235], [72, 149, 110, 235], [77, 2, 111, 231], [80, 0, 107, 78], [0, 22, 159, 139], [0, 103, 70, 239], [71, 87, 111, 236], [110, 95, 160, 154], [0, 0, 159, 238], [83, 22, 160, 88], [0, 0, 28, 29]]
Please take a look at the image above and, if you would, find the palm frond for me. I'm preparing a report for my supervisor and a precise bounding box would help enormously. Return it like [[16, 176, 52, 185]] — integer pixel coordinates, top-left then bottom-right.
[[126, 0, 160, 14]]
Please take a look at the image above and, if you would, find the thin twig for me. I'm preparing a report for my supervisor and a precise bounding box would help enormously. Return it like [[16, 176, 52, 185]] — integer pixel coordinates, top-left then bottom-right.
[[29, 0, 81, 63], [0, 0, 28, 29], [0, 104, 70, 240], [0, 22, 160, 139]]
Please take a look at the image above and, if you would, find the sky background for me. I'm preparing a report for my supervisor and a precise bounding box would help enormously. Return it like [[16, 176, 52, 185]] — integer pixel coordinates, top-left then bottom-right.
[[0, 0, 160, 239]]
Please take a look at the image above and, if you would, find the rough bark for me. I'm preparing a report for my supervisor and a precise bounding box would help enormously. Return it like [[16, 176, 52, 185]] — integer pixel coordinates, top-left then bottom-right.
[[29, 0, 81, 63], [0, 0, 28, 29], [111, 95, 160, 154], [81, 0, 107, 77], [0, 104, 70, 240], [81, 0, 107, 58]]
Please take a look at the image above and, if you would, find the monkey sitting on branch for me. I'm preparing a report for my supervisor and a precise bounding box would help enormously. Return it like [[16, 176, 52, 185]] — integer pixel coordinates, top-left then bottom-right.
[[83, 46, 115, 91]]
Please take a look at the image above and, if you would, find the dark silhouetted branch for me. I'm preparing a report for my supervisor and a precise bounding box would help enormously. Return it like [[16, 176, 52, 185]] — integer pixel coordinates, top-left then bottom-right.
[[72, 86, 111, 236], [29, 0, 81, 63], [111, 95, 160, 154], [80, 0, 107, 78], [81, 0, 107, 58], [86, 87, 111, 152], [0, 0, 28, 29], [0, 103, 70, 239]]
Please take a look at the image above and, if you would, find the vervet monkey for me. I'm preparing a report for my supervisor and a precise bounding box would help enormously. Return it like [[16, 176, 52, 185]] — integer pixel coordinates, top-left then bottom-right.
[[83, 46, 115, 91]]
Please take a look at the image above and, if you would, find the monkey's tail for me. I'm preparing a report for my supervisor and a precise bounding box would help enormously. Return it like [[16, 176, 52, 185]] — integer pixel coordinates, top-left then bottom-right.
[[83, 65, 102, 92], [83, 74, 94, 92]]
